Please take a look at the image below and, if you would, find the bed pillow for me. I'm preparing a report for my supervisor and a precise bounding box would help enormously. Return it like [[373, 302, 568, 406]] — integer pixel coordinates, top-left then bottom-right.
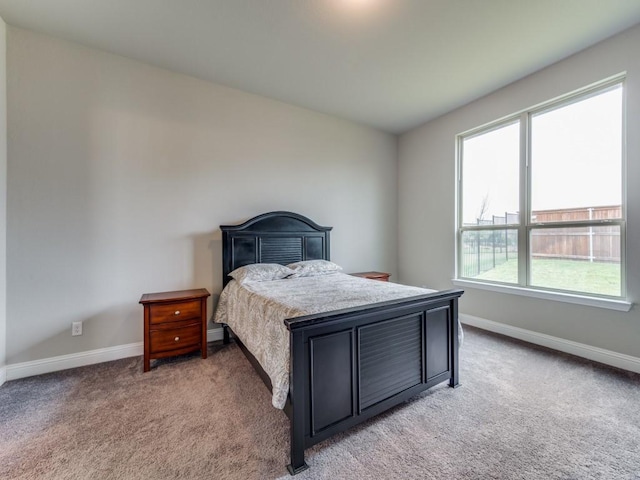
[[287, 260, 343, 277], [229, 263, 296, 284]]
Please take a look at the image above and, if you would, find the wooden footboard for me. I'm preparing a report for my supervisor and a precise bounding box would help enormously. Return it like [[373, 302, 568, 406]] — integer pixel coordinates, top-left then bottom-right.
[[284, 289, 463, 474]]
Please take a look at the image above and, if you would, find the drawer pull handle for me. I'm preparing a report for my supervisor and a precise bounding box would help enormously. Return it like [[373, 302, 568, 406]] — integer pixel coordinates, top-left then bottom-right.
[[174, 336, 180, 342], [174, 311, 181, 315]]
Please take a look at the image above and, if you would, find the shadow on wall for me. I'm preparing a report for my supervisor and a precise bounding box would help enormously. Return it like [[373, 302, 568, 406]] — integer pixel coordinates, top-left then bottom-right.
[[192, 228, 223, 328]]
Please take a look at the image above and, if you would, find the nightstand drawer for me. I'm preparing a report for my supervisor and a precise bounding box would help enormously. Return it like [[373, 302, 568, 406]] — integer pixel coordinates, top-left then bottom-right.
[[150, 322, 201, 353], [149, 300, 201, 324]]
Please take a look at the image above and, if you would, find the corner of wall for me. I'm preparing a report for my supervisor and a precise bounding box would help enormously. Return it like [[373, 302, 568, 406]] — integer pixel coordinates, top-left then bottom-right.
[[0, 14, 7, 387]]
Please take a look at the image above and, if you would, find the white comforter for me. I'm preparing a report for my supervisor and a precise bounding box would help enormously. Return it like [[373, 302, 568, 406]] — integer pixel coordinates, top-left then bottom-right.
[[214, 273, 443, 409]]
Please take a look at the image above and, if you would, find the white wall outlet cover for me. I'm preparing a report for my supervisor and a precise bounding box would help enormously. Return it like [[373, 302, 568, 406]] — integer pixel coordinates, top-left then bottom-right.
[[72, 322, 83, 336]]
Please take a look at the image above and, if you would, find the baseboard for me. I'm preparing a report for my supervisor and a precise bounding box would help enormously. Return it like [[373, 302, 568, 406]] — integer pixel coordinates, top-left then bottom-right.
[[460, 314, 640, 374], [5, 328, 225, 382], [207, 328, 225, 344]]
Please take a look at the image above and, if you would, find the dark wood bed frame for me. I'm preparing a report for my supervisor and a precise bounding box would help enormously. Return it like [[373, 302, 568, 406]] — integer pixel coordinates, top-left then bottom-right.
[[219, 211, 463, 475]]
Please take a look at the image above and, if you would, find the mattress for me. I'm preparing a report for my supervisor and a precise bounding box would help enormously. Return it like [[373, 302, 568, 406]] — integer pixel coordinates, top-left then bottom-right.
[[214, 272, 458, 409]]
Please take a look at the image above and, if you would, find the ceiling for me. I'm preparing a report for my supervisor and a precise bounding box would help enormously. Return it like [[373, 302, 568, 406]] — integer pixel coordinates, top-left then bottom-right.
[[1, 0, 640, 134]]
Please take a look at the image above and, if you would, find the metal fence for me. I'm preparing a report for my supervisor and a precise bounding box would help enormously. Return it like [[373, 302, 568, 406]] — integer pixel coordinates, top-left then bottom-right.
[[461, 205, 621, 277], [461, 229, 518, 278]]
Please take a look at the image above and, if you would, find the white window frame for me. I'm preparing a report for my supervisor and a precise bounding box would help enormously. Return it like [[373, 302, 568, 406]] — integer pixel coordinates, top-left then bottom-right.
[[453, 75, 631, 312]]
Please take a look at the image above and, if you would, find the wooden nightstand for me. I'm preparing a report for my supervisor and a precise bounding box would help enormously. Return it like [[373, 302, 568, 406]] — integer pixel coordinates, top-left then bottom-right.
[[139, 288, 211, 372], [350, 271, 391, 282]]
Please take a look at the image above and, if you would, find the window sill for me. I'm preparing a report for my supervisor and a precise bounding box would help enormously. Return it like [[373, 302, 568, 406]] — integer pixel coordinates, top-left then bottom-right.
[[452, 279, 632, 312]]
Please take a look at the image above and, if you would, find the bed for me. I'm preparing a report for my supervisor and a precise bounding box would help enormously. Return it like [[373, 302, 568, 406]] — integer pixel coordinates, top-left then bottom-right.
[[216, 211, 464, 475]]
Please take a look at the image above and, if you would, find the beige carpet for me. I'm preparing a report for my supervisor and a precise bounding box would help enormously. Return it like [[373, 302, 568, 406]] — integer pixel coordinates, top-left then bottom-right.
[[1, 326, 640, 480]]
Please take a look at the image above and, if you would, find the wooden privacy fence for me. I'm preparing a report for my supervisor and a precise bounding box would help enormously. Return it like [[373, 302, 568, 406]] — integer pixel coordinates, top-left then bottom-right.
[[462, 205, 621, 277], [531, 205, 621, 262]]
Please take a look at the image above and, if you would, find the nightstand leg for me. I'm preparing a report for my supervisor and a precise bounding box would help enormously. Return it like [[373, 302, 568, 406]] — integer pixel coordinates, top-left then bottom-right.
[[201, 297, 208, 359], [144, 355, 150, 372]]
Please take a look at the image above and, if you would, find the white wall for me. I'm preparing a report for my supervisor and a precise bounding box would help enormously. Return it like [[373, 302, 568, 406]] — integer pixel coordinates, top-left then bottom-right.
[[6, 27, 398, 364], [0, 16, 6, 383], [399, 24, 640, 358]]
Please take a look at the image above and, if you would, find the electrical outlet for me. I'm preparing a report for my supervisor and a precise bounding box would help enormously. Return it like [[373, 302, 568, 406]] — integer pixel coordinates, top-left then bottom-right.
[[72, 321, 83, 336]]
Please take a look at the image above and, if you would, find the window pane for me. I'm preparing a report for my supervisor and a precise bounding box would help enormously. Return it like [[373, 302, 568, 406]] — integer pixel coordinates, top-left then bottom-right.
[[462, 122, 520, 226], [460, 230, 518, 283], [530, 226, 621, 296], [531, 86, 622, 220]]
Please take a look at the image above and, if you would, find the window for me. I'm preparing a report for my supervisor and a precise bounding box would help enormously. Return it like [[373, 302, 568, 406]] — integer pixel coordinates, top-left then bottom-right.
[[456, 77, 625, 301]]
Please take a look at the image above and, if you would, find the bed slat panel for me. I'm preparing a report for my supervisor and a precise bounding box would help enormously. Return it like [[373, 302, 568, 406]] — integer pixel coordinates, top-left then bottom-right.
[[358, 314, 423, 411], [260, 237, 303, 265]]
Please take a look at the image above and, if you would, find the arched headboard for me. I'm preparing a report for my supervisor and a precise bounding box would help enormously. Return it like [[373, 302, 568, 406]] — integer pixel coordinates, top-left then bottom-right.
[[220, 211, 332, 286]]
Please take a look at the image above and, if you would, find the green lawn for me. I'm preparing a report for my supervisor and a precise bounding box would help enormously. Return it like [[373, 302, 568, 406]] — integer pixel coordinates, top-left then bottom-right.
[[473, 258, 621, 296]]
